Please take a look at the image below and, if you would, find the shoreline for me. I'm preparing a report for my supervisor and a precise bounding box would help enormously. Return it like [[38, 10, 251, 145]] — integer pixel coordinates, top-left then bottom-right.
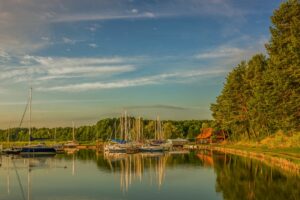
[[185, 144, 300, 175]]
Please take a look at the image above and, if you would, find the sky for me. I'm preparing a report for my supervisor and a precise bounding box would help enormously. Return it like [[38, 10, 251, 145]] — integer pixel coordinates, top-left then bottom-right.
[[0, 0, 283, 128]]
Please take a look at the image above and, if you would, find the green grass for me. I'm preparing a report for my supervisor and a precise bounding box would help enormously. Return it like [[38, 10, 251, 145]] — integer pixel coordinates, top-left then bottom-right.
[[212, 144, 300, 165]]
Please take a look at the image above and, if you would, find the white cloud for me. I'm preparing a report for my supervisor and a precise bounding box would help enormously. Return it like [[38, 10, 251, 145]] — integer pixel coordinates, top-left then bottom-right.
[[131, 9, 138, 14], [0, 55, 137, 82], [195, 47, 246, 59], [143, 12, 155, 18], [0, 48, 11, 62], [41, 36, 50, 41], [88, 43, 98, 48], [47, 65, 134, 76], [194, 38, 267, 66], [52, 12, 160, 23], [37, 68, 226, 92], [87, 24, 101, 32], [62, 37, 76, 45]]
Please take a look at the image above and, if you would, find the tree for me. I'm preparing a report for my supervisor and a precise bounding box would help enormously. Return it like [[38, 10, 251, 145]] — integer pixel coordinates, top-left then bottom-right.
[[265, 0, 300, 132], [211, 0, 300, 140]]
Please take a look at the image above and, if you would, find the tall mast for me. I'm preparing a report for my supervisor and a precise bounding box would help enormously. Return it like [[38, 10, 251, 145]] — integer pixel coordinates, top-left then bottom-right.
[[124, 111, 127, 141], [120, 114, 123, 140], [29, 87, 32, 146], [7, 125, 10, 147], [72, 121, 75, 141], [154, 119, 157, 140], [138, 117, 141, 141], [54, 127, 57, 143]]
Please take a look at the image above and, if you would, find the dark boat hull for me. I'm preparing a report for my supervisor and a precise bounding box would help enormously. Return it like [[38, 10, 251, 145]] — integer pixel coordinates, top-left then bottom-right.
[[21, 147, 57, 155]]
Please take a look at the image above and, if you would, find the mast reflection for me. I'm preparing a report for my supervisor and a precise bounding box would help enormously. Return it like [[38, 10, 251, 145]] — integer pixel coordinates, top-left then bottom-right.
[[104, 152, 169, 192]]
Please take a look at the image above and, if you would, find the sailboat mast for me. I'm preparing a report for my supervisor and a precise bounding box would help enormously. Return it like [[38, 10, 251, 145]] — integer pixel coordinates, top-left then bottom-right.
[[29, 87, 32, 146], [138, 117, 141, 141], [72, 121, 75, 141], [54, 128, 57, 143], [7, 125, 10, 147], [124, 111, 127, 141], [155, 119, 157, 140], [120, 114, 123, 140]]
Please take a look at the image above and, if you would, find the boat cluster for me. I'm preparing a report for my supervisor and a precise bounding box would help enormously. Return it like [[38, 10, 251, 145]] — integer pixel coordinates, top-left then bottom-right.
[[104, 139, 173, 154]]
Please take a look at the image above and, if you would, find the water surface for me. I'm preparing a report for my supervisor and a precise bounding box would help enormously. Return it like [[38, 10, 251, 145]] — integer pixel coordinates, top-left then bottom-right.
[[0, 150, 299, 200]]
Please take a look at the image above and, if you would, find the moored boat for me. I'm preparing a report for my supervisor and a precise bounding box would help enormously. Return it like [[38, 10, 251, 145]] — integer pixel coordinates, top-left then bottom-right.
[[139, 145, 164, 152], [21, 144, 56, 155], [106, 143, 127, 153]]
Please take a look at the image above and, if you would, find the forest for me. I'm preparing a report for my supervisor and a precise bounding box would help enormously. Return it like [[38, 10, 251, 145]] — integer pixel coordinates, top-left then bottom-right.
[[210, 0, 300, 140], [0, 118, 212, 142]]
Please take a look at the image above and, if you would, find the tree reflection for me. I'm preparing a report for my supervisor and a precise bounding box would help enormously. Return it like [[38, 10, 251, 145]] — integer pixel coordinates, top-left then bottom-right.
[[196, 150, 300, 200]]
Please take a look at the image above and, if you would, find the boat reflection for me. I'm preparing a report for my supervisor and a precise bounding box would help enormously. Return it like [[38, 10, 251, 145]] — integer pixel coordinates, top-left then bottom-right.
[[104, 152, 169, 192]]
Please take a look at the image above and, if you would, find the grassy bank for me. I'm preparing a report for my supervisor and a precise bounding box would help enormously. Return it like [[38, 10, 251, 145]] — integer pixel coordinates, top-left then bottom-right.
[[223, 131, 300, 163], [193, 132, 300, 175]]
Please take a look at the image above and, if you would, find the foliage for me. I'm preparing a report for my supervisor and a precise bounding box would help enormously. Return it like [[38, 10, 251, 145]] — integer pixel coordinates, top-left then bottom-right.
[[0, 119, 213, 142], [211, 0, 300, 140]]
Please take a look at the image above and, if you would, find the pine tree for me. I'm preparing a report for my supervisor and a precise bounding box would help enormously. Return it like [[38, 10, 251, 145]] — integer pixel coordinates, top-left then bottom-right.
[[245, 54, 268, 137], [265, 0, 300, 132], [211, 62, 251, 140]]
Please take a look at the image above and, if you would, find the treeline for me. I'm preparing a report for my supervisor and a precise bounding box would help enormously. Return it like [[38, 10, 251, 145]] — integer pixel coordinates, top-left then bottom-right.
[[0, 118, 212, 142], [211, 0, 300, 140]]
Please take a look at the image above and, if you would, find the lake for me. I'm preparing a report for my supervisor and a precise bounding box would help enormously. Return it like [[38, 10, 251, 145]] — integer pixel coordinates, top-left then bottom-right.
[[0, 150, 299, 200]]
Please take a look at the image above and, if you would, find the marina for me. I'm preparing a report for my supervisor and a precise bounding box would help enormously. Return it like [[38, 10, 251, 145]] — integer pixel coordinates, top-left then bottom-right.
[[0, 1, 298, 200]]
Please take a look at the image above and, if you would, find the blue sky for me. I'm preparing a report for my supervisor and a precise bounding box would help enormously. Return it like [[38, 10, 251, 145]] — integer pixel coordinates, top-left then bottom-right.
[[0, 0, 282, 128]]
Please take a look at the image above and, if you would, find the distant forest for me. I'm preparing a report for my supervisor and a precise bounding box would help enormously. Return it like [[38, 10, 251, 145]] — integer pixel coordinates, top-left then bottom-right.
[[211, 0, 300, 140], [0, 119, 212, 142]]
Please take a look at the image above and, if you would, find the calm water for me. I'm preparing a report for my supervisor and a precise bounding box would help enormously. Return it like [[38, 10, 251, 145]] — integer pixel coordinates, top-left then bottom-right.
[[0, 150, 299, 200]]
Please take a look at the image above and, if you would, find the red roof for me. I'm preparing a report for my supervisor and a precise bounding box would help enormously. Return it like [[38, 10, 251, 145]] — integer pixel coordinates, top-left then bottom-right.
[[196, 128, 213, 139]]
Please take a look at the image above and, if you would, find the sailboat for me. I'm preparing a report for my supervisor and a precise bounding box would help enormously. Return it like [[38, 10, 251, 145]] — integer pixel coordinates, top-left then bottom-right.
[[105, 112, 127, 153], [139, 116, 164, 152], [20, 87, 57, 155]]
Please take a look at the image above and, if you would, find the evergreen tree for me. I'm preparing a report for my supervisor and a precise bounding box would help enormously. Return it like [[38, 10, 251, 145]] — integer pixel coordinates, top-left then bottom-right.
[[211, 0, 300, 140], [265, 0, 300, 132]]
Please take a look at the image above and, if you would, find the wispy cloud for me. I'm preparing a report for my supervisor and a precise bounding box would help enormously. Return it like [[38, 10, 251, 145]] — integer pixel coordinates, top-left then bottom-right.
[[195, 47, 246, 59], [37, 68, 226, 92], [194, 36, 267, 66], [88, 43, 98, 48], [0, 55, 137, 82], [0, 48, 11, 62], [52, 12, 158, 23], [62, 37, 76, 45], [124, 104, 188, 110], [87, 24, 101, 32]]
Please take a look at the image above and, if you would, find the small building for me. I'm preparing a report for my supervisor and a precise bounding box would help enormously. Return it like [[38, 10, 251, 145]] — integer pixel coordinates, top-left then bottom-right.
[[196, 128, 227, 144]]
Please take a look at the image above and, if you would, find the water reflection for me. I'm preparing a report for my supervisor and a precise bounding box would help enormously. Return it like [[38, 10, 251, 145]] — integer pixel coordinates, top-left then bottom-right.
[[104, 152, 169, 192], [0, 150, 299, 200], [196, 149, 300, 200]]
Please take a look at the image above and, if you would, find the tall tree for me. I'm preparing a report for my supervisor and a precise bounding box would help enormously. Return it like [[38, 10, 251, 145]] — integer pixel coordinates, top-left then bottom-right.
[[265, 0, 300, 132]]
